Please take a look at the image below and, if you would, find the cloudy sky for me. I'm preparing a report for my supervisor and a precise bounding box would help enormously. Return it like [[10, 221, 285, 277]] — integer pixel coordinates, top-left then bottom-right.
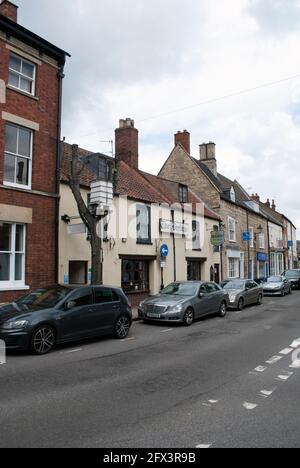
[[15, 0, 300, 231]]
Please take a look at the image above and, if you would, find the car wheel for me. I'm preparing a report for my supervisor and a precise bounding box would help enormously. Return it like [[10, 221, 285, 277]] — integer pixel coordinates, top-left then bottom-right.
[[114, 315, 131, 339], [281, 289, 285, 297], [219, 301, 227, 317], [237, 298, 244, 311], [30, 325, 56, 355], [183, 308, 194, 326], [257, 294, 263, 305]]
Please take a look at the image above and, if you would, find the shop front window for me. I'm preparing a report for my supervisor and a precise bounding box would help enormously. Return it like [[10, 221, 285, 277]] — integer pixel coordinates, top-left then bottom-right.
[[122, 259, 149, 293]]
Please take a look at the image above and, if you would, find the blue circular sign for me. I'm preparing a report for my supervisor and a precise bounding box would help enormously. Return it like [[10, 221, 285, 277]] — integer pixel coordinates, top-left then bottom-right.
[[160, 244, 169, 258]]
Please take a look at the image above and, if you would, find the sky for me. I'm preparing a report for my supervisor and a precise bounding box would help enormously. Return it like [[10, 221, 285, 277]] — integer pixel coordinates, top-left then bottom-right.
[[14, 0, 300, 232]]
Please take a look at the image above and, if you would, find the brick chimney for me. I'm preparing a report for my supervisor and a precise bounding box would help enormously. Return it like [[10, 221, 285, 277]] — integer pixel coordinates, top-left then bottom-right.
[[199, 142, 217, 177], [175, 130, 190, 154], [251, 193, 260, 202], [265, 198, 271, 208], [272, 199, 276, 211], [115, 118, 139, 169], [0, 1, 18, 22]]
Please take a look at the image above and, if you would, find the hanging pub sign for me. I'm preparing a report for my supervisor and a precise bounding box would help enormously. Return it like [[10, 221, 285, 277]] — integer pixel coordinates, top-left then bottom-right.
[[211, 230, 225, 247]]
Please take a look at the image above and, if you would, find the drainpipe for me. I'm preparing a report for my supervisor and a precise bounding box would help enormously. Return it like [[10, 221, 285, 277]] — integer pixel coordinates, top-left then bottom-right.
[[171, 210, 177, 281], [55, 65, 65, 285], [267, 222, 271, 276]]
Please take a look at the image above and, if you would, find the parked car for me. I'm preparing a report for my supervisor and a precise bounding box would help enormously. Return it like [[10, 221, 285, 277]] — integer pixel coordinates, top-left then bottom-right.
[[262, 276, 292, 296], [222, 279, 263, 310], [138, 281, 229, 326], [282, 270, 300, 290], [0, 285, 132, 355]]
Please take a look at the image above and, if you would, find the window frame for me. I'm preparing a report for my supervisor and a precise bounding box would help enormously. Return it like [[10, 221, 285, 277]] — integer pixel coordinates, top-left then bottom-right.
[[228, 258, 239, 279], [228, 217, 236, 243], [179, 184, 188, 203], [8, 53, 36, 97], [0, 223, 26, 289], [230, 187, 236, 203], [136, 204, 151, 244], [3, 123, 33, 190], [121, 259, 150, 293]]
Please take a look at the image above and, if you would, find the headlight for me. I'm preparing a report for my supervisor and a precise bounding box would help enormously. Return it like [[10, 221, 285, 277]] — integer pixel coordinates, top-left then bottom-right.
[[172, 304, 184, 313], [1, 320, 29, 330], [139, 301, 146, 310], [229, 294, 237, 302]]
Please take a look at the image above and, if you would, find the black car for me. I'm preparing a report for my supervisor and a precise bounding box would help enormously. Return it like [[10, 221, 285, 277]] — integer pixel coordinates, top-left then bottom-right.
[[282, 270, 300, 290], [0, 285, 132, 355]]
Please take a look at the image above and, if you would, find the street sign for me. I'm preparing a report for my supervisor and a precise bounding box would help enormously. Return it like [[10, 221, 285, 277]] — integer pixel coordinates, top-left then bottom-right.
[[243, 231, 251, 242], [160, 244, 169, 258], [288, 241, 294, 248], [211, 230, 225, 247]]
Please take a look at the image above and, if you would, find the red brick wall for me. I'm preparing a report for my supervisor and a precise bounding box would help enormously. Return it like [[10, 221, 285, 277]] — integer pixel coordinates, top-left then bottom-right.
[[127, 292, 150, 308], [0, 37, 60, 303], [0, 1, 18, 22]]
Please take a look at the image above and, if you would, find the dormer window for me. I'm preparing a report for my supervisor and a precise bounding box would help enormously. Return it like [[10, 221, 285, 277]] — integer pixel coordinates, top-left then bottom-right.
[[179, 184, 188, 203], [230, 187, 236, 202]]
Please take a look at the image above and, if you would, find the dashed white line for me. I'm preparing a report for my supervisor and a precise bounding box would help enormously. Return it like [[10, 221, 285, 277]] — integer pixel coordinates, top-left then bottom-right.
[[276, 372, 294, 382], [160, 329, 174, 333], [253, 366, 268, 373], [66, 349, 82, 354], [259, 389, 276, 398], [290, 339, 300, 349], [243, 402, 258, 410], [266, 356, 283, 365], [290, 360, 300, 369], [280, 348, 293, 356], [196, 444, 212, 449], [208, 400, 219, 405]]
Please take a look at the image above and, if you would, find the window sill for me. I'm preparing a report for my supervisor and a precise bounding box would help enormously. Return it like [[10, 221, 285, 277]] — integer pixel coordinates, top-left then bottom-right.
[[136, 240, 153, 246], [0, 285, 30, 292], [3, 181, 31, 191], [7, 85, 39, 101]]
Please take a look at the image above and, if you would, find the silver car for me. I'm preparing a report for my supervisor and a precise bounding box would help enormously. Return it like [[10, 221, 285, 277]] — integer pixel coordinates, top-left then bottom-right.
[[262, 276, 292, 296], [138, 281, 229, 326], [223, 279, 263, 310]]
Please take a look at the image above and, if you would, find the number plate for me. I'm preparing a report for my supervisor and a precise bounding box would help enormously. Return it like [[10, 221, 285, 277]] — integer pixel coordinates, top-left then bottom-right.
[[147, 313, 161, 319]]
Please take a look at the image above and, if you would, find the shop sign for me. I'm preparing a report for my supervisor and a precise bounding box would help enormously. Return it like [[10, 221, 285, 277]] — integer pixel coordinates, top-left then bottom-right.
[[160, 219, 187, 236], [211, 230, 225, 246]]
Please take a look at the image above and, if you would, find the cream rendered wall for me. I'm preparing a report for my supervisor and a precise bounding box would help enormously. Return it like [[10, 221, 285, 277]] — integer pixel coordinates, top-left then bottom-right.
[[59, 185, 221, 292]]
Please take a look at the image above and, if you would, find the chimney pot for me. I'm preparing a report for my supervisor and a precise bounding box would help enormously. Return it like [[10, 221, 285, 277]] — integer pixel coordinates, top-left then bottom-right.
[[272, 199, 276, 211], [0, 0, 18, 22]]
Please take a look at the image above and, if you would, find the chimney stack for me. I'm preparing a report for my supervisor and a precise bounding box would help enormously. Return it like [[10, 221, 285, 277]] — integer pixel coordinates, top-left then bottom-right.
[[199, 142, 217, 177], [265, 199, 271, 208], [174, 130, 190, 154], [272, 199, 276, 211], [0, 1, 18, 22], [115, 118, 139, 169], [251, 193, 260, 202]]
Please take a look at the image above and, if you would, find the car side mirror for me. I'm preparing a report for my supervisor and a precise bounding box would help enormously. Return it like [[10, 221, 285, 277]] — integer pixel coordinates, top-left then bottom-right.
[[199, 293, 205, 299], [67, 301, 76, 310]]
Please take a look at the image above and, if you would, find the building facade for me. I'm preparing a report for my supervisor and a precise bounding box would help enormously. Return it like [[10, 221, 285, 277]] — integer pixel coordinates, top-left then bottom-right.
[[59, 120, 221, 306], [0, 1, 69, 302], [159, 131, 270, 281]]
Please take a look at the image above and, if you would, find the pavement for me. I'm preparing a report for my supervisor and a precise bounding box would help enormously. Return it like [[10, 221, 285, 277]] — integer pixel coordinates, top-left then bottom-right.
[[1, 292, 300, 448]]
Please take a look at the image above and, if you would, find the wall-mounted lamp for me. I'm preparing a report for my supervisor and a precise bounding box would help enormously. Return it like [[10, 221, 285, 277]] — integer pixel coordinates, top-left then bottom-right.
[[61, 214, 71, 224]]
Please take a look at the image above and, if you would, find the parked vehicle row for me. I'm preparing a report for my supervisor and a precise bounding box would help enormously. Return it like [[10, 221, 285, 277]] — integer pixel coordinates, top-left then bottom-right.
[[0, 269, 299, 356]]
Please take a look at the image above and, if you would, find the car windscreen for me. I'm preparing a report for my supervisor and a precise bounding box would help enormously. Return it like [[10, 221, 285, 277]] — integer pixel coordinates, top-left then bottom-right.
[[162, 283, 198, 296], [224, 281, 245, 290], [285, 270, 300, 278], [16, 287, 72, 309], [267, 276, 282, 283]]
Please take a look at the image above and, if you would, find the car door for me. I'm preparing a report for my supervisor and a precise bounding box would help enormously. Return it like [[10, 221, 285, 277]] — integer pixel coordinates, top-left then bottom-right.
[[207, 282, 224, 314], [92, 287, 121, 335], [244, 281, 255, 305], [196, 283, 212, 317], [57, 287, 94, 341]]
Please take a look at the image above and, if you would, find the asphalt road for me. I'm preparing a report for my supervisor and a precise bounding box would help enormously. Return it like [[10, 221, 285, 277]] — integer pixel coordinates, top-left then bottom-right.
[[1, 292, 300, 448]]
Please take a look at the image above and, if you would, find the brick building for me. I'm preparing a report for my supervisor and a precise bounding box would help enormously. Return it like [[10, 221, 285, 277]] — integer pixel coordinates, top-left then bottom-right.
[[0, 1, 69, 302]]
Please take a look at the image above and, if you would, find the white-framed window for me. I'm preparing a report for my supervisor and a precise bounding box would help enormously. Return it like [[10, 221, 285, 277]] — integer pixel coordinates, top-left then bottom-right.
[[8, 53, 36, 96], [136, 204, 151, 243], [250, 227, 254, 248], [230, 187, 236, 202], [258, 233, 265, 249], [228, 217, 236, 242], [192, 220, 201, 251], [228, 258, 239, 279], [4, 123, 33, 189], [0, 223, 26, 288]]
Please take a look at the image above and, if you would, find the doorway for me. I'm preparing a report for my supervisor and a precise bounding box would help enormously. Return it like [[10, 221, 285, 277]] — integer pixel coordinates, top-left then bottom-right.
[[187, 261, 202, 281], [69, 261, 88, 285]]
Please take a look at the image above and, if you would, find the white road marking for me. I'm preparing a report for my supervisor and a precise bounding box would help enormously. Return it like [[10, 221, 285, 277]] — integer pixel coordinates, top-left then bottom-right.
[[259, 389, 276, 398], [202, 403, 212, 408], [290, 360, 300, 369], [160, 329, 173, 333], [266, 356, 283, 365], [276, 372, 294, 382], [290, 339, 300, 349], [280, 348, 293, 355], [243, 402, 258, 410], [253, 366, 267, 373], [208, 400, 219, 405], [66, 349, 82, 354], [196, 444, 212, 449], [121, 337, 136, 342]]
